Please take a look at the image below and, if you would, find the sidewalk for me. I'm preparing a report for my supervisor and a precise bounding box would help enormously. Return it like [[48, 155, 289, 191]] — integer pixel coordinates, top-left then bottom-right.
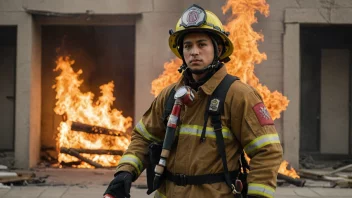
[[0, 168, 351, 198], [1, 186, 352, 198]]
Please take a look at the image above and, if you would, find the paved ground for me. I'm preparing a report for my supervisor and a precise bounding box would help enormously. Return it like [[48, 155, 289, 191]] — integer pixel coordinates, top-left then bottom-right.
[[0, 168, 351, 197], [1, 185, 352, 198]]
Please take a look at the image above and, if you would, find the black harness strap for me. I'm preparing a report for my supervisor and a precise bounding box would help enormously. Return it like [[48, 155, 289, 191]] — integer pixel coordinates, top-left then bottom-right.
[[162, 87, 176, 125], [200, 101, 210, 142], [165, 169, 239, 186], [208, 74, 239, 192], [159, 75, 245, 191]]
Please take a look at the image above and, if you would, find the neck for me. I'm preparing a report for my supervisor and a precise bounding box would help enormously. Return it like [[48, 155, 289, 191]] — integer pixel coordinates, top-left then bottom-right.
[[192, 73, 207, 82]]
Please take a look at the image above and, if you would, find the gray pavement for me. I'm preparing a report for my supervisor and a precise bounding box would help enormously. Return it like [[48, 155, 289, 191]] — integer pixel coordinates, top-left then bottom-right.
[[1, 186, 352, 198], [0, 168, 351, 197]]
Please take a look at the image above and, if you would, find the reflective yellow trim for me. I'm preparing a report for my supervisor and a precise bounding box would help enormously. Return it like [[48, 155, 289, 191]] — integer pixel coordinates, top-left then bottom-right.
[[248, 183, 275, 198], [154, 190, 167, 198], [118, 154, 143, 175], [135, 120, 162, 143], [244, 134, 280, 155], [179, 124, 233, 140]]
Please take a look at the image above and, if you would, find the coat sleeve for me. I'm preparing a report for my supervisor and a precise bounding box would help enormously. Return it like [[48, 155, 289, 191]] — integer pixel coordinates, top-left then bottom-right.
[[115, 86, 173, 180], [231, 85, 283, 198]]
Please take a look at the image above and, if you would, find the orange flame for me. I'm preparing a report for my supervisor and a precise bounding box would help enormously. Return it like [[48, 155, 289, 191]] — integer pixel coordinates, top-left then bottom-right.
[[53, 56, 132, 168], [278, 160, 300, 179], [245, 154, 300, 178], [151, 59, 183, 96], [151, 0, 289, 120]]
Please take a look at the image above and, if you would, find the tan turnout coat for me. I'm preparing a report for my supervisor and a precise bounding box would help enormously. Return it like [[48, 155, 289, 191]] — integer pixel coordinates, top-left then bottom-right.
[[116, 66, 283, 198]]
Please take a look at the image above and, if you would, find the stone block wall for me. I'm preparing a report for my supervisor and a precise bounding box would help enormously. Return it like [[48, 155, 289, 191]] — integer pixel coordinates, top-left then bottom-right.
[[2, 0, 351, 168]]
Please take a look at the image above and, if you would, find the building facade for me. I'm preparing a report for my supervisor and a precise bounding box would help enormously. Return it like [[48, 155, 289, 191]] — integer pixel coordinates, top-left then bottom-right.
[[1, 0, 352, 169]]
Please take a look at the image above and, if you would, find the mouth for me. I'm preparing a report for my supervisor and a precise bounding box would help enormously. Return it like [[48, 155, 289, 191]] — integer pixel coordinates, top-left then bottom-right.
[[190, 59, 202, 64]]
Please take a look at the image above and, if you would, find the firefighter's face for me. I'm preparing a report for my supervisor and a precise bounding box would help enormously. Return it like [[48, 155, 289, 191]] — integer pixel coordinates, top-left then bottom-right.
[[183, 32, 216, 71]]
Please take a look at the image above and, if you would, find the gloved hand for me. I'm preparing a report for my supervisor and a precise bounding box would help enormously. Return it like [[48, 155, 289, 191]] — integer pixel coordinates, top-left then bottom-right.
[[104, 172, 133, 198]]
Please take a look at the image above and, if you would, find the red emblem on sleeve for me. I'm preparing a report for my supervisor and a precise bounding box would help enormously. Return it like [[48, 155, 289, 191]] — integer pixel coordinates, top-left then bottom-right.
[[253, 102, 274, 126]]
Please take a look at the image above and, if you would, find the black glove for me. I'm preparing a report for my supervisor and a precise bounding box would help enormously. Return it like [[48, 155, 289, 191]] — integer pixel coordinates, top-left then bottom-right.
[[104, 172, 133, 198]]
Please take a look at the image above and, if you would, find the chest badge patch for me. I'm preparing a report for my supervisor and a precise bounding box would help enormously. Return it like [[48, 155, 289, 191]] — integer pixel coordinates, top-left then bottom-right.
[[209, 98, 220, 112], [253, 102, 274, 126]]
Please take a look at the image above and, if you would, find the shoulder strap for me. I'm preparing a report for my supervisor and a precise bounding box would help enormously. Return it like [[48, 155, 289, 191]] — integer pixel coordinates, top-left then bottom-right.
[[209, 74, 238, 114], [200, 74, 239, 141], [162, 87, 176, 126], [209, 74, 239, 193]]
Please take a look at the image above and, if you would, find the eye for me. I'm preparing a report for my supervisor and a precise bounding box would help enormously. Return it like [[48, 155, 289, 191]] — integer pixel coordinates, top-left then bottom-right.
[[199, 43, 206, 47], [184, 44, 191, 49]]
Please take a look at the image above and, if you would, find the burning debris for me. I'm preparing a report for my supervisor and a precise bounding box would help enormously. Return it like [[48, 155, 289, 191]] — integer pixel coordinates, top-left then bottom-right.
[[53, 56, 132, 168], [278, 160, 301, 179], [245, 152, 306, 187], [276, 160, 306, 187], [277, 173, 305, 187], [70, 121, 129, 138]]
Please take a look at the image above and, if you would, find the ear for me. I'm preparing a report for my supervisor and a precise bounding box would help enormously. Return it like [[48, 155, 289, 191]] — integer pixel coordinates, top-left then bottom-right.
[[217, 45, 223, 57]]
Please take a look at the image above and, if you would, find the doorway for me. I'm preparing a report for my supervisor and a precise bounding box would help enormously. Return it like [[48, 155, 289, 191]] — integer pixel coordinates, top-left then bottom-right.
[[0, 26, 16, 151], [300, 25, 352, 159], [41, 25, 135, 161]]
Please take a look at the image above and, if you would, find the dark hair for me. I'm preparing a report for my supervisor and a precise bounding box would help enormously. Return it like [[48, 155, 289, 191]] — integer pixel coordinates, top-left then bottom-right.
[[176, 30, 224, 47], [176, 30, 225, 58]]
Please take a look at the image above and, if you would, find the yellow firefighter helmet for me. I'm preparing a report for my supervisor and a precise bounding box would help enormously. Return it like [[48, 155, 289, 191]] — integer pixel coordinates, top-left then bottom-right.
[[169, 4, 234, 62]]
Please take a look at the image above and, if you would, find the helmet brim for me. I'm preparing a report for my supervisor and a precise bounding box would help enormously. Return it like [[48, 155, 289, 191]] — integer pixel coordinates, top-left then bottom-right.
[[168, 28, 234, 62]]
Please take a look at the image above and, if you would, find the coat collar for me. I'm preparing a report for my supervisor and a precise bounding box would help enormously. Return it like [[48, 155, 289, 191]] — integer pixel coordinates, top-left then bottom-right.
[[174, 65, 228, 95]]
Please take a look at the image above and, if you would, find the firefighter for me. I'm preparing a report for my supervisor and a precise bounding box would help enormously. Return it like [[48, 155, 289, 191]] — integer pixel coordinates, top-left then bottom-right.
[[104, 4, 283, 198]]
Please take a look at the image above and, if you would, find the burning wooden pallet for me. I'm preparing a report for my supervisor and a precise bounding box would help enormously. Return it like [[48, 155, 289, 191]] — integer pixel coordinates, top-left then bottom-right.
[[59, 121, 126, 168], [70, 121, 128, 138]]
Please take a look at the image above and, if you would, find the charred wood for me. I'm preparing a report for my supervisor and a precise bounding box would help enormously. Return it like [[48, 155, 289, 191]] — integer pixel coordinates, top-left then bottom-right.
[[60, 147, 103, 168], [62, 148, 124, 156], [71, 121, 127, 137], [40, 152, 58, 164], [277, 173, 306, 187], [60, 161, 83, 167]]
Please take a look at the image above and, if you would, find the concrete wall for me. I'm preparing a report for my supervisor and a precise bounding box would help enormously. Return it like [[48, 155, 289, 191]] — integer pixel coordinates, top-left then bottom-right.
[[0, 0, 294, 168], [320, 49, 349, 154], [0, 10, 41, 168], [3, 0, 352, 168], [281, 0, 352, 167], [0, 0, 153, 13], [29, 19, 42, 168]]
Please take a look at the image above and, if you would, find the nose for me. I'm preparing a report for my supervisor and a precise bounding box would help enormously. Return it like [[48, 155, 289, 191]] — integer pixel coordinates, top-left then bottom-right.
[[190, 46, 199, 56]]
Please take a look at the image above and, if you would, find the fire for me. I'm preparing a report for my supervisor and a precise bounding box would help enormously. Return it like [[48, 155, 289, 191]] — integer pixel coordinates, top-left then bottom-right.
[[151, 58, 183, 96], [151, 0, 295, 177], [278, 160, 300, 179], [53, 56, 132, 168], [244, 153, 300, 179], [151, 0, 289, 120]]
